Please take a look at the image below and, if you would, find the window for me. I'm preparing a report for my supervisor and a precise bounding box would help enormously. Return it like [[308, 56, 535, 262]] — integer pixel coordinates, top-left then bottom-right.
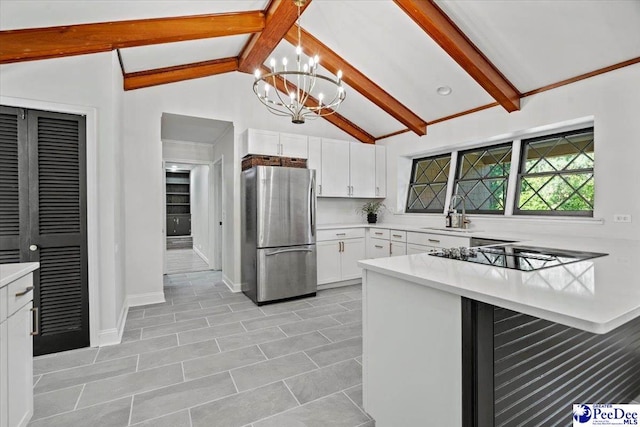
[[406, 154, 451, 213], [515, 128, 594, 216], [453, 143, 512, 214]]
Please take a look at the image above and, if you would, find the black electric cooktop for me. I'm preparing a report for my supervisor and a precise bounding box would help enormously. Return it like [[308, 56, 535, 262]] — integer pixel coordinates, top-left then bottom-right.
[[429, 244, 608, 272]]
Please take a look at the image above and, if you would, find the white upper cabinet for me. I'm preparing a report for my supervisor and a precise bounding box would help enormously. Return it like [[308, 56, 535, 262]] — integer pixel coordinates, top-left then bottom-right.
[[241, 129, 309, 159], [320, 139, 350, 197], [241, 129, 280, 157], [375, 145, 386, 198], [349, 143, 376, 198], [279, 133, 308, 158]]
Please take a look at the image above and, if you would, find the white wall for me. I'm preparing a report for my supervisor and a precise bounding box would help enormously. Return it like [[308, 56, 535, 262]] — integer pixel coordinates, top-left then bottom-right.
[[0, 51, 127, 345], [190, 165, 210, 263], [381, 63, 640, 240], [123, 71, 352, 297]]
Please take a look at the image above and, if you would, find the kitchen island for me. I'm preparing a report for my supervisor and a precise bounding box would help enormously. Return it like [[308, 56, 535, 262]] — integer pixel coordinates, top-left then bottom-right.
[[358, 236, 640, 427]]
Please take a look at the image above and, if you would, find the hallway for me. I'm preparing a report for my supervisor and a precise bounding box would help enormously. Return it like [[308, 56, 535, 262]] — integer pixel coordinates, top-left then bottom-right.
[[166, 248, 210, 274]]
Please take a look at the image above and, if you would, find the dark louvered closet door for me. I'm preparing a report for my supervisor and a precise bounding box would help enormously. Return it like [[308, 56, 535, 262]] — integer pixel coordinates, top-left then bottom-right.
[[0, 105, 88, 356], [0, 106, 27, 263], [28, 110, 88, 355]]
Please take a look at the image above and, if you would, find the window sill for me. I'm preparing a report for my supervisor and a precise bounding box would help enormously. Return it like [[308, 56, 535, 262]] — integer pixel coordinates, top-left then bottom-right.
[[393, 211, 604, 225]]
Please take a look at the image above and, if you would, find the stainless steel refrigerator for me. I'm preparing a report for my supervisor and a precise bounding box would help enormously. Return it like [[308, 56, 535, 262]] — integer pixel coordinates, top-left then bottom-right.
[[241, 166, 317, 305]]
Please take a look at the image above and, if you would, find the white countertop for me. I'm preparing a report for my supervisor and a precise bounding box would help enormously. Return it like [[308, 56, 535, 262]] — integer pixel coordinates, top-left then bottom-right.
[[359, 232, 640, 334], [0, 262, 39, 288], [317, 222, 477, 238]]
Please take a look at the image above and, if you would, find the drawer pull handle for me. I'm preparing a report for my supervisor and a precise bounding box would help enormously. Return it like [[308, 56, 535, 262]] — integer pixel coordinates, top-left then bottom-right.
[[336, 233, 346, 236], [393, 234, 402, 238], [374, 232, 383, 235], [15, 286, 34, 297], [375, 245, 384, 249], [31, 307, 39, 336], [428, 239, 441, 243]]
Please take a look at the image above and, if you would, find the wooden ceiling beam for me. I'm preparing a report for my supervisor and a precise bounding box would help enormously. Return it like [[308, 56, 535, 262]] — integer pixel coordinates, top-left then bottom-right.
[[252, 65, 375, 144], [124, 57, 238, 91], [394, 0, 521, 113], [238, 0, 311, 73], [286, 25, 427, 136], [0, 11, 264, 64]]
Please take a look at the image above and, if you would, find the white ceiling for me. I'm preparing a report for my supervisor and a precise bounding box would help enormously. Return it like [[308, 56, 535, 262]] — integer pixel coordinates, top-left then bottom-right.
[[0, 1, 269, 29], [3, 0, 640, 138], [121, 35, 250, 73], [436, 0, 640, 92], [161, 113, 232, 145]]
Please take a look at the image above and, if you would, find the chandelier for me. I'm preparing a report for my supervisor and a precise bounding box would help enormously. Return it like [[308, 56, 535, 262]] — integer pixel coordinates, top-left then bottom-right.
[[253, 0, 346, 124]]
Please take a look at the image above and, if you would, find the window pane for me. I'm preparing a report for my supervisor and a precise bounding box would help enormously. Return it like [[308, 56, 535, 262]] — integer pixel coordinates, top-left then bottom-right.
[[453, 144, 512, 214], [522, 130, 594, 174], [517, 128, 594, 216], [406, 154, 450, 213]]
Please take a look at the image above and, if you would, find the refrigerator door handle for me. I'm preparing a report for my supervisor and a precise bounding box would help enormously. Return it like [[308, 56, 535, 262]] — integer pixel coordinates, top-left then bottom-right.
[[265, 248, 314, 256], [310, 177, 316, 237]]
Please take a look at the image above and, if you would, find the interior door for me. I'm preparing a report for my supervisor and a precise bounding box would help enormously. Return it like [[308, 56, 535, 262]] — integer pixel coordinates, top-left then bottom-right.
[[0, 106, 89, 356]]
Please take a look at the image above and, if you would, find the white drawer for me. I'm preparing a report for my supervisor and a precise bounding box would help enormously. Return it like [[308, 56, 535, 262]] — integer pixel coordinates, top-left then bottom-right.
[[390, 230, 407, 242], [317, 228, 365, 241], [407, 232, 470, 249], [369, 228, 390, 240], [7, 274, 33, 317], [367, 238, 390, 259], [0, 285, 6, 323], [407, 243, 439, 255]]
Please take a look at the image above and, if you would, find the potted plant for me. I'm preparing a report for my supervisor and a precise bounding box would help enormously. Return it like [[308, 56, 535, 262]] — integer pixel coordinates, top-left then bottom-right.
[[359, 201, 385, 224]]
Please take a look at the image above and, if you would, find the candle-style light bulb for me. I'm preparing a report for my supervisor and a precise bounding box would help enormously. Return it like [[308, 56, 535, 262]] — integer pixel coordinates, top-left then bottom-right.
[[318, 93, 324, 106], [269, 58, 276, 71], [303, 64, 308, 72], [264, 83, 270, 96], [282, 57, 288, 66], [337, 70, 343, 83], [296, 46, 302, 55], [254, 69, 261, 79]]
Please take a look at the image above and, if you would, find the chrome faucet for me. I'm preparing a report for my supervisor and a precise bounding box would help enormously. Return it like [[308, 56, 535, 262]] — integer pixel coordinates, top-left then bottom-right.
[[449, 193, 470, 229]]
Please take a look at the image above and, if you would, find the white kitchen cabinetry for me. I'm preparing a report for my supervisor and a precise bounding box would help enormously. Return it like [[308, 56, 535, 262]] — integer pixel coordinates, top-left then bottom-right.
[[406, 232, 470, 254], [1, 265, 37, 427], [241, 129, 309, 158], [375, 145, 386, 197], [349, 143, 376, 198], [390, 230, 407, 257], [367, 238, 389, 259], [316, 228, 365, 285], [279, 133, 308, 158], [320, 139, 350, 197], [241, 129, 280, 157]]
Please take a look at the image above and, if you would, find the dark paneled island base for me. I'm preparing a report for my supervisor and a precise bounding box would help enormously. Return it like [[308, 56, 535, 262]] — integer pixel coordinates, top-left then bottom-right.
[[463, 298, 640, 427]]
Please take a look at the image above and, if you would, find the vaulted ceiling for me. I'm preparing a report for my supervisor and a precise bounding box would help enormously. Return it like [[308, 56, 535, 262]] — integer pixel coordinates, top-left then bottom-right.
[[1, 0, 639, 143]]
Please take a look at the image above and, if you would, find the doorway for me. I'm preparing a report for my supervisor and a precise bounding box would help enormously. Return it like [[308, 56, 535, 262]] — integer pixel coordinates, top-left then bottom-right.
[[164, 161, 211, 274], [0, 105, 89, 356]]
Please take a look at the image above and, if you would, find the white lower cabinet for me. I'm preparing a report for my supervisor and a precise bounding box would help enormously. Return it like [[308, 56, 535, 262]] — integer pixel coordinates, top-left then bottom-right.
[[390, 241, 407, 257], [7, 302, 33, 427], [367, 237, 389, 259], [407, 243, 438, 255], [0, 268, 35, 427], [316, 228, 365, 285]]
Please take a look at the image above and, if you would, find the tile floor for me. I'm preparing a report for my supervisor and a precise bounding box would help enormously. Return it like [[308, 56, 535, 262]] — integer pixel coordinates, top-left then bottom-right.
[[29, 271, 372, 427], [165, 249, 210, 274]]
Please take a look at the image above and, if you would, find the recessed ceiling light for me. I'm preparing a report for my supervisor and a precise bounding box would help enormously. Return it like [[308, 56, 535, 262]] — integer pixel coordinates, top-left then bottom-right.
[[437, 86, 452, 96]]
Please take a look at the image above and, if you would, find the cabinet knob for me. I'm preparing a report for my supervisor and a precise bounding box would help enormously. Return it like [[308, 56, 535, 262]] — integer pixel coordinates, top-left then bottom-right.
[[29, 244, 38, 251]]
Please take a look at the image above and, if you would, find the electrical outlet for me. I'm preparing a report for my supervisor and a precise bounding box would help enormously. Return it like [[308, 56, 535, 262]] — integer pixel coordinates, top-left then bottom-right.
[[613, 214, 632, 223]]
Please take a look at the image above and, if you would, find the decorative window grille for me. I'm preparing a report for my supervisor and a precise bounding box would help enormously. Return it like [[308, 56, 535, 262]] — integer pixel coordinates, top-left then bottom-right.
[[453, 143, 513, 214], [515, 128, 594, 216], [406, 154, 451, 213]]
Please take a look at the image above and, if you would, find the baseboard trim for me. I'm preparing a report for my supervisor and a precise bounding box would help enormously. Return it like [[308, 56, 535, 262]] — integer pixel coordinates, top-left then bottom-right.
[[193, 246, 210, 265], [222, 274, 241, 293], [318, 278, 361, 291], [127, 292, 166, 308]]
